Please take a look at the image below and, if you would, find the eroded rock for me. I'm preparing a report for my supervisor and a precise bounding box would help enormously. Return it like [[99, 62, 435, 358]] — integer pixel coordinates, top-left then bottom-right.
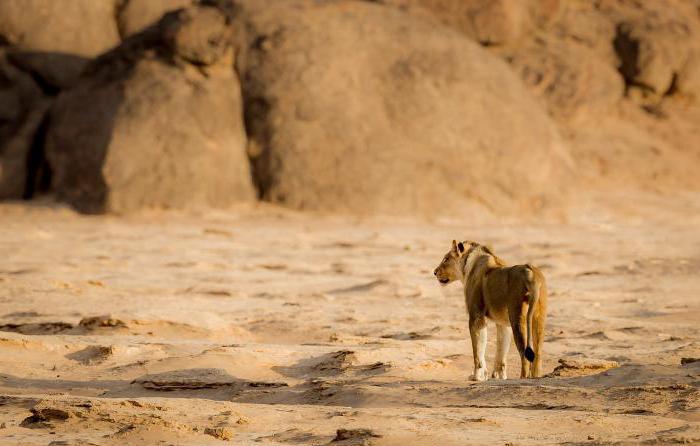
[[548, 357, 620, 377], [236, 0, 573, 216], [45, 5, 256, 213]]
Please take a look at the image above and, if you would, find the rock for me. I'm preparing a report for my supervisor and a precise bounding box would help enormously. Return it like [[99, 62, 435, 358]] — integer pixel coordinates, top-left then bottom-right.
[[235, 0, 573, 216], [495, 0, 700, 196], [204, 426, 234, 441], [677, 50, 700, 98], [135, 368, 240, 390], [313, 351, 358, 375], [548, 357, 619, 377], [0, 0, 121, 89], [45, 5, 256, 214], [681, 357, 700, 365], [21, 403, 71, 428], [504, 38, 624, 121], [613, 20, 688, 96], [331, 428, 381, 445], [164, 4, 234, 65], [78, 315, 127, 329], [379, 0, 561, 46], [21, 400, 95, 428], [118, 0, 194, 38], [547, 0, 700, 99], [134, 367, 288, 391], [0, 321, 73, 335], [65, 345, 114, 365], [0, 48, 49, 199]]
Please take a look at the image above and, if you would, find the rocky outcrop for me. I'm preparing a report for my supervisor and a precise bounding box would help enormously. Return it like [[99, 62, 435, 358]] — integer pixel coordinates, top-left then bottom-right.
[[0, 0, 121, 89], [1, 0, 699, 215], [45, 5, 255, 213], [504, 38, 625, 121], [235, 0, 573, 216]]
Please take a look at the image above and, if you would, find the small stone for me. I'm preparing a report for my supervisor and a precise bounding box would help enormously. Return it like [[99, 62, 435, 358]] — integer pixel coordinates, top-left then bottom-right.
[[332, 428, 381, 442], [204, 427, 233, 441]]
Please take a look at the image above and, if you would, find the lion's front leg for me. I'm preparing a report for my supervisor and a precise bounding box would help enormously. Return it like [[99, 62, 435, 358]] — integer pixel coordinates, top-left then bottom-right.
[[468, 316, 488, 381]]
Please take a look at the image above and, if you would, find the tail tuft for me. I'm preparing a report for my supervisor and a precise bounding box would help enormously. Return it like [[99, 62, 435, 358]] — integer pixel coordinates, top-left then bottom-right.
[[524, 347, 535, 362]]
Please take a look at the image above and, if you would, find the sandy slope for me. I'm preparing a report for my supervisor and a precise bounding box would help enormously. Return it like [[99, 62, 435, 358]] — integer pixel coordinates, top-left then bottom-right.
[[0, 197, 699, 445]]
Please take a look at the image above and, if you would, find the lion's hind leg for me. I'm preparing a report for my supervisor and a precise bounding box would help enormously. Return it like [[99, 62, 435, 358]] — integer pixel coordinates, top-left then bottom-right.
[[509, 303, 530, 379], [492, 324, 511, 379], [529, 300, 546, 378]]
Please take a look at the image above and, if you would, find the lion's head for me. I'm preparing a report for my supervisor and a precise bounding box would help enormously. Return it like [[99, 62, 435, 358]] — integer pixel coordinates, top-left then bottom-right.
[[433, 240, 468, 285]]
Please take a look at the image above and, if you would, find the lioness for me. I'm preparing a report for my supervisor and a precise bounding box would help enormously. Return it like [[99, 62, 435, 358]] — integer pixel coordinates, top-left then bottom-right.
[[433, 240, 547, 380]]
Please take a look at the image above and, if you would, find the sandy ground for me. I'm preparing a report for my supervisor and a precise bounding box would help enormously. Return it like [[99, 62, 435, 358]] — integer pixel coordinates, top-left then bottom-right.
[[0, 196, 699, 445]]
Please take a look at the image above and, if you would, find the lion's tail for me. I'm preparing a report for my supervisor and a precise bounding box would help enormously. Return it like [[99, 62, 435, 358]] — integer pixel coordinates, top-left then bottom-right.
[[524, 266, 540, 362]]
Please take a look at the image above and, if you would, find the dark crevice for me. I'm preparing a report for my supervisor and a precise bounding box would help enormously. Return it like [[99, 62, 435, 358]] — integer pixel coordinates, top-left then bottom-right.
[[664, 72, 679, 97], [23, 68, 61, 96], [22, 112, 52, 200], [241, 95, 271, 200], [613, 22, 640, 94], [234, 18, 278, 201], [114, 0, 131, 40], [5, 55, 62, 96]]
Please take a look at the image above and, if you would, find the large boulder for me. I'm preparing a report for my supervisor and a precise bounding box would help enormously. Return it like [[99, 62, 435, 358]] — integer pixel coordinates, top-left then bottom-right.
[[234, 0, 573, 216], [0, 0, 121, 89], [0, 48, 49, 199], [117, 0, 195, 38], [45, 5, 255, 214]]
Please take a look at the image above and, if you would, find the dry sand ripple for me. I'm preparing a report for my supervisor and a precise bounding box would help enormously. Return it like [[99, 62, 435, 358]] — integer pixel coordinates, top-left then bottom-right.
[[0, 202, 699, 445]]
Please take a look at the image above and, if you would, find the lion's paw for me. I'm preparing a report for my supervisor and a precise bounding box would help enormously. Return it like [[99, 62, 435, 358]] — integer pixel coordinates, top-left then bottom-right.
[[491, 368, 507, 380], [470, 368, 488, 382]]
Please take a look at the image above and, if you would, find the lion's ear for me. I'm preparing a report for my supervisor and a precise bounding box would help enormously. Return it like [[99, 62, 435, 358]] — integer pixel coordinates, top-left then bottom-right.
[[457, 242, 465, 254], [452, 240, 458, 252]]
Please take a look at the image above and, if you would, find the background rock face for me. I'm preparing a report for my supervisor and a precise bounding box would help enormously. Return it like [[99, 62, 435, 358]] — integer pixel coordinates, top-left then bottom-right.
[[45, 6, 255, 214], [236, 0, 573, 216], [0, 0, 120, 89], [0, 0, 699, 215]]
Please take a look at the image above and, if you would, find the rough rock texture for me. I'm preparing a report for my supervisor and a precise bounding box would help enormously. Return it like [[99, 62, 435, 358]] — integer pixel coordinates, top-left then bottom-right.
[[0, 48, 49, 199], [379, 0, 700, 196], [235, 0, 573, 216], [503, 38, 624, 122], [0, 0, 121, 89], [379, 0, 561, 46], [45, 5, 255, 214], [118, 0, 195, 38], [547, 357, 619, 378], [484, 0, 700, 193]]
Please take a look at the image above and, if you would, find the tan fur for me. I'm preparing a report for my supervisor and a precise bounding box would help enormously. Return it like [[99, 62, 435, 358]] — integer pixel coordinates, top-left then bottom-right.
[[433, 240, 547, 380]]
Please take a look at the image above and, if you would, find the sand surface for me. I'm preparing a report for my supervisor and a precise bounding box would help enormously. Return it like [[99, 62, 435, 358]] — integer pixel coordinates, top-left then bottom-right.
[[0, 198, 699, 445]]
